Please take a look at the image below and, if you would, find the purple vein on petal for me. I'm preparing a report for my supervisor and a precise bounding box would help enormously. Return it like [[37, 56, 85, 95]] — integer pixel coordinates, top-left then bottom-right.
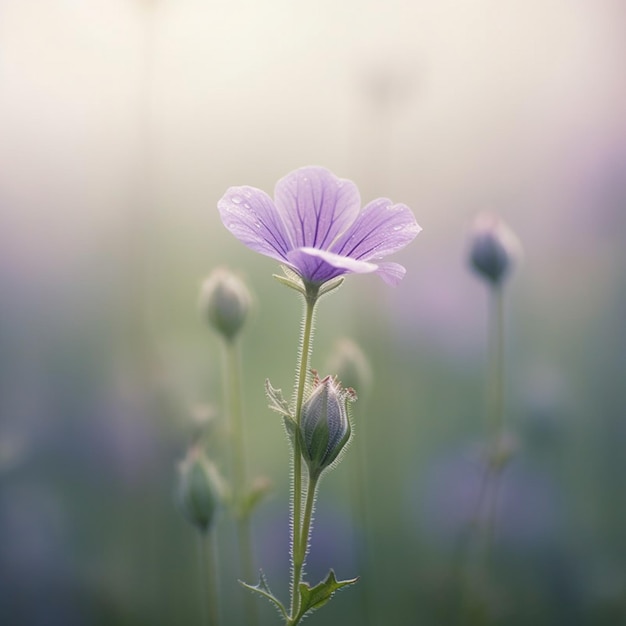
[[218, 186, 292, 262], [275, 167, 361, 252], [333, 199, 420, 261]]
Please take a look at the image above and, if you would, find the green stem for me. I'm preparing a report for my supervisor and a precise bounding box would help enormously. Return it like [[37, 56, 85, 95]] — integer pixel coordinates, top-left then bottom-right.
[[488, 285, 504, 443], [289, 474, 320, 625], [484, 285, 505, 558], [290, 290, 319, 619], [225, 341, 246, 516], [198, 531, 220, 626], [455, 285, 506, 626], [224, 340, 258, 626], [350, 404, 374, 626]]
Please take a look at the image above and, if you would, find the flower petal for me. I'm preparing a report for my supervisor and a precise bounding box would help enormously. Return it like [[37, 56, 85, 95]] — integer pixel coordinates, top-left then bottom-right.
[[274, 167, 361, 250], [287, 247, 378, 285], [374, 262, 407, 286], [332, 198, 421, 261], [218, 186, 292, 263]]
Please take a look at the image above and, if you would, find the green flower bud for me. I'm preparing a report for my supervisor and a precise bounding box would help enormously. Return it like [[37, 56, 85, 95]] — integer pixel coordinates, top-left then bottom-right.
[[177, 446, 223, 533], [199, 268, 252, 341], [299, 372, 356, 479], [468, 213, 522, 286]]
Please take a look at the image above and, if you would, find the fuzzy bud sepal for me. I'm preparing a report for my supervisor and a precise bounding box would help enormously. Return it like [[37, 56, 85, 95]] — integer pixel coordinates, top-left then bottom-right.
[[299, 371, 355, 480]]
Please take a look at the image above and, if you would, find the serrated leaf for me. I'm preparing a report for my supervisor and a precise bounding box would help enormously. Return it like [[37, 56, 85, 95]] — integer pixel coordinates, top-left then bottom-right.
[[266, 379, 293, 418], [295, 569, 359, 621], [240, 571, 288, 620]]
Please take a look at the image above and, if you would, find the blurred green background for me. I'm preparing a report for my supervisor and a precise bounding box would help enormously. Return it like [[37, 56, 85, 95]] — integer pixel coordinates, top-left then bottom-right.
[[1, 1, 625, 625]]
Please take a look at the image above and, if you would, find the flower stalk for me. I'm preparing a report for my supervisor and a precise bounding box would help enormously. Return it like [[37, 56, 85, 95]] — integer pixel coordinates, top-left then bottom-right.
[[198, 531, 220, 626], [289, 288, 319, 620], [199, 267, 261, 626], [223, 339, 258, 626], [177, 445, 224, 626], [218, 166, 420, 625], [455, 213, 521, 622], [483, 283, 506, 557]]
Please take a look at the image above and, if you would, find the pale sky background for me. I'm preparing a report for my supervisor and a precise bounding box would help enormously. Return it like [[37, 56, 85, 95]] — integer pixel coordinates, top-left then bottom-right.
[[1, 0, 624, 352]]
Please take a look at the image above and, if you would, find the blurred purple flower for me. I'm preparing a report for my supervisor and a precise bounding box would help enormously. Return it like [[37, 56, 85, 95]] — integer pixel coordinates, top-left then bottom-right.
[[218, 166, 421, 286]]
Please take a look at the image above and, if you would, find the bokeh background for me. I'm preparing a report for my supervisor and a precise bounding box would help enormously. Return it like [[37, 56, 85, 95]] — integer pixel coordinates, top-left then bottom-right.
[[1, 1, 625, 625]]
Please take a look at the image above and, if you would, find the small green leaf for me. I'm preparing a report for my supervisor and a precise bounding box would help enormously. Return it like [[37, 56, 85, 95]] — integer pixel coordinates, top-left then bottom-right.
[[273, 266, 306, 295], [240, 571, 288, 620], [266, 379, 293, 418], [318, 276, 344, 298], [295, 569, 359, 621]]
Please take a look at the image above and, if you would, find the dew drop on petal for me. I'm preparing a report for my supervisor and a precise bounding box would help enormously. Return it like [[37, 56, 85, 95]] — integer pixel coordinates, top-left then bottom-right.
[[231, 195, 242, 204]]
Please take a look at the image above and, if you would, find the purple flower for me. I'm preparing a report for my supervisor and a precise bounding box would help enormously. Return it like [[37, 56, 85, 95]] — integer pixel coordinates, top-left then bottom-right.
[[218, 166, 421, 286]]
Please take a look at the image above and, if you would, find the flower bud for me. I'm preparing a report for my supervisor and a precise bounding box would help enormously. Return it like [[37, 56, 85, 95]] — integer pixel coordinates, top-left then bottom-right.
[[468, 213, 521, 285], [299, 372, 356, 479], [177, 446, 223, 533], [199, 268, 252, 341]]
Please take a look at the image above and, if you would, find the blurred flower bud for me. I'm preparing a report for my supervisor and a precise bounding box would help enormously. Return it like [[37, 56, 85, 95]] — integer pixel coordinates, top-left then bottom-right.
[[199, 268, 252, 341], [178, 446, 223, 533], [325, 338, 372, 401], [299, 372, 356, 479], [468, 213, 522, 285]]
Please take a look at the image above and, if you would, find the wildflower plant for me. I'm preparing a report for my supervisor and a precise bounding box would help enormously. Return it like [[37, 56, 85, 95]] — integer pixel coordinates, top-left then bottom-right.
[[199, 267, 267, 626], [218, 166, 420, 624], [456, 212, 522, 620], [467, 212, 521, 479], [177, 442, 225, 626]]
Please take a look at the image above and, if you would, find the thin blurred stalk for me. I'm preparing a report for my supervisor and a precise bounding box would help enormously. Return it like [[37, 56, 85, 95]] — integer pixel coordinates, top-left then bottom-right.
[[453, 214, 520, 625], [222, 339, 259, 626], [456, 285, 507, 626], [350, 413, 374, 626], [198, 532, 221, 626], [483, 285, 505, 555]]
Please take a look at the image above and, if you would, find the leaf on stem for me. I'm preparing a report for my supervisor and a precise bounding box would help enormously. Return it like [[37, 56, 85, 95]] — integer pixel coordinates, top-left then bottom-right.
[[294, 569, 359, 622], [273, 266, 307, 296], [240, 571, 288, 620], [266, 379, 293, 418], [318, 276, 344, 298]]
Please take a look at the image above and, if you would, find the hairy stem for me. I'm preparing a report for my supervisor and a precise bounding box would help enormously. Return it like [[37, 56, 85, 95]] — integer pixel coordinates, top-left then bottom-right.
[[290, 290, 319, 619], [289, 474, 320, 625]]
